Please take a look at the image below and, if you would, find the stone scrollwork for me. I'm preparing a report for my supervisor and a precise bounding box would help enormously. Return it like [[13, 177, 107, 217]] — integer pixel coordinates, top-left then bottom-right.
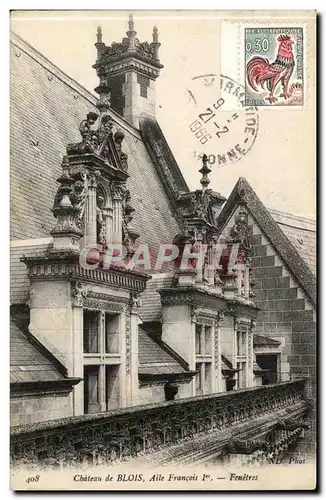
[[191, 307, 200, 323], [71, 281, 88, 307], [125, 312, 131, 375], [66, 110, 128, 172], [130, 293, 142, 312]]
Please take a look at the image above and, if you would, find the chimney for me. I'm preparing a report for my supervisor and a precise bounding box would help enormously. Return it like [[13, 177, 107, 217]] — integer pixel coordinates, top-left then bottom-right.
[[93, 14, 163, 128]]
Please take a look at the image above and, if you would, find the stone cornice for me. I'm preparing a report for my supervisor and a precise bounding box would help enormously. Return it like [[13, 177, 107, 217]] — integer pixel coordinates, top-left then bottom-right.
[[21, 256, 150, 293], [138, 371, 196, 386], [159, 285, 227, 311], [159, 286, 259, 318], [95, 56, 162, 79], [10, 378, 81, 397], [67, 153, 129, 182]]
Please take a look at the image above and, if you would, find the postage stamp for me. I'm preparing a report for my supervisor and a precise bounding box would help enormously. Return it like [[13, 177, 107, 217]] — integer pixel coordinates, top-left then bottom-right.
[[245, 27, 304, 106]]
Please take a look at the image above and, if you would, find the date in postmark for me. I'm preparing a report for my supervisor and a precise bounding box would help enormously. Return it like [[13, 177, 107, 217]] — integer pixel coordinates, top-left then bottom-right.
[[245, 27, 304, 106], [187, 74, 259, 167]]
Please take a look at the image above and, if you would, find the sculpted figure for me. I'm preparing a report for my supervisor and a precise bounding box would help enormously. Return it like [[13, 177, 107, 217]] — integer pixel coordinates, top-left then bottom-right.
[[79, 112, 99, 141]]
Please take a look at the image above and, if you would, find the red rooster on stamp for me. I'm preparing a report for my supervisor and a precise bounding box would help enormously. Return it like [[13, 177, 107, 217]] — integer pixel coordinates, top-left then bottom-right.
[[246, 35, 295, 104]]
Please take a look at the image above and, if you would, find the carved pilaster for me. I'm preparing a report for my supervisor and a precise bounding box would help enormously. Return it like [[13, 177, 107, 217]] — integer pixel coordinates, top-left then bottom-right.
[[214, 311, 224, 392], [125, 312, 132, 375], [248, 319, 255, 386], [111, 181, 126, 244], [85, 170, 101, 246]]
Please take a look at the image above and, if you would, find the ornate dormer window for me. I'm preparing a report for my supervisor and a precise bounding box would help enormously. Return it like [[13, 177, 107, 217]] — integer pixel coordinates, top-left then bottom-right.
[[50, 87, 140, 255]]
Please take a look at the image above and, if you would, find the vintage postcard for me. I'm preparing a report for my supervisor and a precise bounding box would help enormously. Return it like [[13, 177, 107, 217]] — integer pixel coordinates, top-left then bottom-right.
[[9, 10, 316, 491]]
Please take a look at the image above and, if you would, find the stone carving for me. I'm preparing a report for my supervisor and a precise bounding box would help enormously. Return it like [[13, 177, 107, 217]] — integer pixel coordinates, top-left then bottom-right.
[[114, 130, 128, 172], [70, 178, 87, 229], [187, 190, 211, 219], [122, 190, 140, 256], [230, 208, 251, 259], [66, 111, 128, 171], [111, 181, 126, 201], [191, 307, 200, 323], [79, 112, 99, 142], [83, 299, 124, 313], [10, 380, 308, 469], [125, 312, 132, 375], [71, 281, 88, 307], [51, 157, 83, 242], [87, 291, 129, 303], [214, 319, 219, 370], [96, 192, 106, 245], [130, 293, 142, 310]]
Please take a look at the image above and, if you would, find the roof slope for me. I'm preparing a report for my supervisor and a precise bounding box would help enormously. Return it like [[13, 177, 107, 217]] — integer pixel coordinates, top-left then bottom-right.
[[138, 327, 187, 375], [217, 178, 316, 305], [10, 319, 65, 383], [10, 33, 182, 250], [10, 241, 50, 305], [139, 274, 173, 322], [269, 209, 316, 275]]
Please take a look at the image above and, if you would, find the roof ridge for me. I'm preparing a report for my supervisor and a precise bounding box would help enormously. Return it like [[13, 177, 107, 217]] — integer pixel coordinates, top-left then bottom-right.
[[10, 31, 142, 139]]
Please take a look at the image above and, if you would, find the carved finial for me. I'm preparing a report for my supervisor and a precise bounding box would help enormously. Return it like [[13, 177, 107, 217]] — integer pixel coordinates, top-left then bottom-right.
[[127, 13, 137, 51], [96, 26, 102, 44], [153, 26, 159, 43], [199, 154, 211, 191], [152, 25, 161, 59], [128, 14, 135, 33]]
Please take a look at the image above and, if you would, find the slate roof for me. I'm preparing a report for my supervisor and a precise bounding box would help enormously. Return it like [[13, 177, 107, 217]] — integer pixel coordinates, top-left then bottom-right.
[[138, 327, 187, 375], [139, 274, 173, 323], [10, 319, 65, 383], [10, 33, 182, 252], [269, 209, 316, 275], [10, 241, 50, 305]]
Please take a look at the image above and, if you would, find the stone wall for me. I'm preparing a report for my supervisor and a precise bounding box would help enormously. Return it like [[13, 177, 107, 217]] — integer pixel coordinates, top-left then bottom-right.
[[221, 206, 316, 456], [250, 220, 316, 456], [10, 392, 72, 427], [137, 384, 165, 405]]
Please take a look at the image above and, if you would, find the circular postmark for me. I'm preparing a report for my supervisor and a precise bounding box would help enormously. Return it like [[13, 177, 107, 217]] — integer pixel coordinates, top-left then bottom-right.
[[185, 74, 259, 167]]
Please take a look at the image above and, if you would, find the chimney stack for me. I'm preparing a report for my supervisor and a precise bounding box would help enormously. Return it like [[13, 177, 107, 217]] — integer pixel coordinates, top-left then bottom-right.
[[92, 14, 163, 128]]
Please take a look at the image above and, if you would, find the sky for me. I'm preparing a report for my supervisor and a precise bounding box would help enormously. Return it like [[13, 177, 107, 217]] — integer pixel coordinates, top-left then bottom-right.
[[10, 10, 316, 217]]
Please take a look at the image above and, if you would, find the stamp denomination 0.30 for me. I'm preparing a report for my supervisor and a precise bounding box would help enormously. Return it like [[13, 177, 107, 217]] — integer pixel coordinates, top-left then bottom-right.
[[245, 27, 304, 106]]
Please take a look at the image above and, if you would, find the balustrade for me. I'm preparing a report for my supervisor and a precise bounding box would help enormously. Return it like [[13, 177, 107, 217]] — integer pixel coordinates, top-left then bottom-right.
[[11, 380, 308, 469]]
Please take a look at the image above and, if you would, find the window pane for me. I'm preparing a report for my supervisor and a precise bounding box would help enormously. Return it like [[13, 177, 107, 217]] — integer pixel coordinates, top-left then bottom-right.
[[205, 363, 212, 392], [205, 326, 212, 355], [106, 365, 120, 410], [195, 324, 201, 354], [105, 314, 119, 353], [84, 365, 100, 414], [83, 310, 99, 353], [196, 362, 202, 395]]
